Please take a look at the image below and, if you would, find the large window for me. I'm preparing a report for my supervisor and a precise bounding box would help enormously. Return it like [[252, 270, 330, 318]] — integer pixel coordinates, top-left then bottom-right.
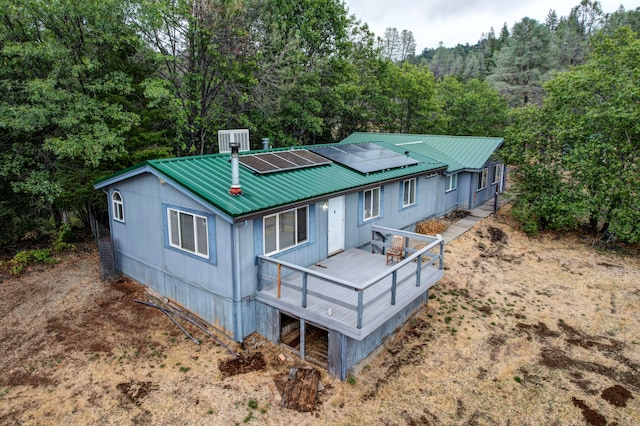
[[492, 163, 503, 185], [363, 187, 380, 221], [168, 208, 208, 257], [402, 178, 416, 207], [445, 174, 457, 192], [264, 206, 308, 255], [477, 168, 488, 191], [112, 191, 124, 222]]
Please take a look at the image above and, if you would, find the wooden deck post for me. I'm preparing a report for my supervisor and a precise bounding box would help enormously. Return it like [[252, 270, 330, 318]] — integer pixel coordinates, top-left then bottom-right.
[[357, 290, 364, 329], [277, 263, 282, 299], [302, 272, 308, 308], [416, 255, 422, 286], [371, 230, 375, 253], [391, 270, 397, 305], [257, 258, 263, 291], [439, 240, 444, 270], [300, 318, 306, 360]]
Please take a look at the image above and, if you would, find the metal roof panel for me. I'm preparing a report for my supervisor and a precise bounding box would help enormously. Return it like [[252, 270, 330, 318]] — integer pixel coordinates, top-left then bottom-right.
[[96, 141, 447, 218], [341, 133, 503, 172]]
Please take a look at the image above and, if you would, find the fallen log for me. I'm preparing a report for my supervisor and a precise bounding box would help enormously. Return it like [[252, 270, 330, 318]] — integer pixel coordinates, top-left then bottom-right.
[[279, 367, 320, 412]]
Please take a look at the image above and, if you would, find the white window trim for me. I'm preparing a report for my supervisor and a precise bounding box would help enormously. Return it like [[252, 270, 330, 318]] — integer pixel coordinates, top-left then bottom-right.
[[477, 168, 488, 191], [112, 190, 124, 223], [363, 187, 381, 221], [167, 208, 209, 258], [445, 174, 457, 192], [263, 206, 309, 255], [402, 178, 416, 207], [492, 163, 503, 185]]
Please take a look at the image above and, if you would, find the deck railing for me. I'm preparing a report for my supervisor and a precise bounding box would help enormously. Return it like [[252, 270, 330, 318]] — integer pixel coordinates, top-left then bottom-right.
[[257, 226, 444, 329]]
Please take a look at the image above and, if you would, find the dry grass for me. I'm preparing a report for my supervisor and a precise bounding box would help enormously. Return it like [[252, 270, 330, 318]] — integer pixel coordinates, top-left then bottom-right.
[[1, 211, 639, 425], [416, 218, 448, 235]]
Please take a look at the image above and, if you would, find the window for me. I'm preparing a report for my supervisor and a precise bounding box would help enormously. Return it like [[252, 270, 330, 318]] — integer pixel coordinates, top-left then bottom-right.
[[264, 206, 308, 255], [363, 187, 380, 221], [112, 191, 124, 222], [445, 174, 458, 192], [492, 163, 503, 185], [402, 178, 416, 207], [168, 208, 208, 257], [477, 168, 488, 191]]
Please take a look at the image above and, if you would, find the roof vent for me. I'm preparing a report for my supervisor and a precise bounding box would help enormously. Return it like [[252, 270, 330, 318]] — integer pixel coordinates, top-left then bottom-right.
[[218, 129, 250, 153], [229, 141, 242, 196]]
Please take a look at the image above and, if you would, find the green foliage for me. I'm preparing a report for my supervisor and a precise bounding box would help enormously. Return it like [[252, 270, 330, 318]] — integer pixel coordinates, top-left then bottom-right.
[[487, 18, 553, 106], [505, 27, 640, 242], [8, 248, 57, 276], [53, 223, 74, 252], [437, 77, 508, 136], [0, 0, 171, 239]]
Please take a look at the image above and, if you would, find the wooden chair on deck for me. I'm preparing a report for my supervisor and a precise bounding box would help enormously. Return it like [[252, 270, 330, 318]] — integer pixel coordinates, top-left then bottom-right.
[[386, 235, 404, 265]]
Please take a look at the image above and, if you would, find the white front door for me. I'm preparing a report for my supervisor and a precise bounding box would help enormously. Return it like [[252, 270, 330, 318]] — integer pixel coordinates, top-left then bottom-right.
[[327, 196, 345, 256]]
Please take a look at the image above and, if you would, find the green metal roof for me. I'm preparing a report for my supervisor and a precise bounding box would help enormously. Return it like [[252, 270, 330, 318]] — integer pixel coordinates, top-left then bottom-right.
[[95, 141, 446, 218], [341, 133, 503, 172]]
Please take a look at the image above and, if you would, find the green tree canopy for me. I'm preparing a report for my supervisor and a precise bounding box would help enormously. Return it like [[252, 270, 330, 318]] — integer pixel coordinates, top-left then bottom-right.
[[504, 27, 640, 242], [436, 77, 507, 137], [487, 18, 553, 106], [0, 0, 161, 244]]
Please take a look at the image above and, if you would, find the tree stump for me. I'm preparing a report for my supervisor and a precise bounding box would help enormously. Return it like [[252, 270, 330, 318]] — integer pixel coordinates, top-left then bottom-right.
[[279, 367, 320, 412]]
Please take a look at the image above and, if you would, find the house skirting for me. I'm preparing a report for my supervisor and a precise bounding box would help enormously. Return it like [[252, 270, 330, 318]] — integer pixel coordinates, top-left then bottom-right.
[[255, 289, 429, 380]]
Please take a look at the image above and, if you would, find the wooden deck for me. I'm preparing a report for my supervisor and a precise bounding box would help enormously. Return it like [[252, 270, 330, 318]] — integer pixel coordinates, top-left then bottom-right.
[[256, 243, 443, 340]]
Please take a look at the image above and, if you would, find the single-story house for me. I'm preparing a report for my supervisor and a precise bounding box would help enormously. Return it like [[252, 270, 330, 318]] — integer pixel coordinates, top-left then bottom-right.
[[94, 132, 505, 379]]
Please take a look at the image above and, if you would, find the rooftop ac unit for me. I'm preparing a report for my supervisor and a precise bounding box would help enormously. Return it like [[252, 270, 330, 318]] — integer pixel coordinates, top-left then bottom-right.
[[218, 129, 250, 153]]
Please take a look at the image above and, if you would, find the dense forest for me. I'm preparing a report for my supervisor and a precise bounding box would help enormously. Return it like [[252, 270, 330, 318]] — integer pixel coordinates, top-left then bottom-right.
[[1, 0, 639, 249]]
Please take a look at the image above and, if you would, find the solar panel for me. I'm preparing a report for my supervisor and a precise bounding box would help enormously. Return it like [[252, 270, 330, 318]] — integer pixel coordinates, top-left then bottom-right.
[[238, 155, 279, 173], [257, 153, 296, 169], [309, 144, 420, 174], [290, 149, 332, 165], [238, 149, 332, 174], [276, 151, 314, 166]]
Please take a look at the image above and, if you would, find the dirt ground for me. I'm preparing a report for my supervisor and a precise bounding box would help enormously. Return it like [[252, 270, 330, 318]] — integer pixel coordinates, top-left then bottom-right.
[[1, 208, 639, 425]]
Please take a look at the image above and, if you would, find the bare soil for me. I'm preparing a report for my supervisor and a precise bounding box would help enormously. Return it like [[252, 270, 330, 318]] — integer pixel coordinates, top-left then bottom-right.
[[1, 208, 639, 425]]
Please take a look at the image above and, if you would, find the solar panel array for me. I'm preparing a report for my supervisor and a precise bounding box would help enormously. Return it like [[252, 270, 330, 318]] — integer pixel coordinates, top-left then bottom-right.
[[238, 149, 331, 174], [310, 143, 420, 174]]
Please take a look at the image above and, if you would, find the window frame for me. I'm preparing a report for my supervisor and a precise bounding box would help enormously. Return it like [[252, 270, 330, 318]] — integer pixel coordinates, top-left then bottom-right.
[[263, 205, 309, 255], [477, 168, 488, 191], [445, 174, 458, 192], [363, 187, 381, 221], [492, 163, 503, 185], [167, 208, 209, 258], [402, 178, 416, 208], [111, 190, 124, 223]]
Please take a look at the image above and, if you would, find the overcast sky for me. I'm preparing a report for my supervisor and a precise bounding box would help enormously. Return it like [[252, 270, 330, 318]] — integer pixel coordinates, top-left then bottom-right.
[[343, 0, 634, 52]]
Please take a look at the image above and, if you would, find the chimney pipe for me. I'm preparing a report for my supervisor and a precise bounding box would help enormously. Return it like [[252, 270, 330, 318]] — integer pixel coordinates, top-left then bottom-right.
[[229, 141, 242, 195], [262, 137, 270, 150]]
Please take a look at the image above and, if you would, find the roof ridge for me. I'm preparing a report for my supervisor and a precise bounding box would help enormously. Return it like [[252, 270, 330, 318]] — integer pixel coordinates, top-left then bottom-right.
[[351, 131, 503, 141]]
